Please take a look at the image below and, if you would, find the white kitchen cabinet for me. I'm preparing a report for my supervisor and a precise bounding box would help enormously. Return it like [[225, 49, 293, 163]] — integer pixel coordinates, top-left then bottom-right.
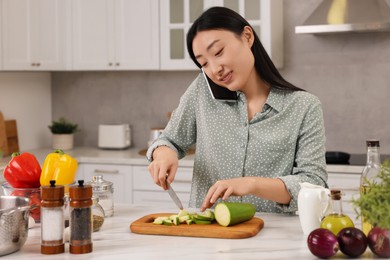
[[81, 163, 133, 204], [159, 0, 283, 70], [132, 166, 193, 207], [72, 0, 159, 70], [1, 0, 70, 71]]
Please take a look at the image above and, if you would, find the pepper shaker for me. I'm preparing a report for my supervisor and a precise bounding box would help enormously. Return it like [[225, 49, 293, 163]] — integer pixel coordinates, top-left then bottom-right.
[[41, 180, 65, 254], [69, 180, 93, 254]]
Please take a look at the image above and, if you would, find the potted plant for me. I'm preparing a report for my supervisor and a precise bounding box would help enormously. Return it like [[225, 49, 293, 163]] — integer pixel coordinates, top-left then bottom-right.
[[48, 117, 79, 150], [353, 160, 390, 258]]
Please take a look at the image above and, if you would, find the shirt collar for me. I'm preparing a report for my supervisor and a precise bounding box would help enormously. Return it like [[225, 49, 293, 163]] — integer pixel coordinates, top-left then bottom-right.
[[264, 88, 285, 113]]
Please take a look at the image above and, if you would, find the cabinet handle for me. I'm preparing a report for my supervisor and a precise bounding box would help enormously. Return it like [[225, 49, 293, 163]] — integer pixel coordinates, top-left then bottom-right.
[[108, 62, 113, 66], [116, 62, 120, 66], [94, 169, 119, 174], [36, 62, 40, 66], [31, 63, 36, 66]]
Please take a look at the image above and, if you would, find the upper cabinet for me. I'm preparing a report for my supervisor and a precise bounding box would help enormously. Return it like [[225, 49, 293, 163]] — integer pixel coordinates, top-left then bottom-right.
[[1, 0, 70, 71], [159, 0, 283, 70], [72, 0, 159, 70], [0, 0, 282, 71]]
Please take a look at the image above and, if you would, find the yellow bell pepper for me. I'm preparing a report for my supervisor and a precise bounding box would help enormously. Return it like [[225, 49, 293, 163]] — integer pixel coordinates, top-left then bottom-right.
[[40, 149, 78, 186]]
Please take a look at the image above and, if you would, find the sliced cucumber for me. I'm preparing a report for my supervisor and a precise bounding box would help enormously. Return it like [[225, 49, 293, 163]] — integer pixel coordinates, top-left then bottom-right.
[[214, 202, 256, 227], [169, 214, 178, 220], [193, 219, 212, 225], [153, 216, 169, 225], [179, 215, 191, 223], [153, 208, 219, 226], [177, 209, 189, 217], [173, 216, 180, 226], [163, 219, 174, 226], [153, 219, 163, 225], [194, 210, 215, 221]]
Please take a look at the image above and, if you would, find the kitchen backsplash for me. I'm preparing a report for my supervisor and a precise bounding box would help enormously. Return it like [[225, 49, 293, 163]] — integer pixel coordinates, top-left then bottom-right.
[[52, 71, 198, 149], [50, 0, 389, 154]]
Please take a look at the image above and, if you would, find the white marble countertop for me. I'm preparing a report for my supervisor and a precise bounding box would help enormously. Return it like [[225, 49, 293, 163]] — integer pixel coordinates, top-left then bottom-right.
[[4, 203, 375, 260], [1, 146, 363, 174]]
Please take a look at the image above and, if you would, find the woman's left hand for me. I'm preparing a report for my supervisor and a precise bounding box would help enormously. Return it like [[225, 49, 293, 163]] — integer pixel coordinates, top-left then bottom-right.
[[200, 177, 254, 211]]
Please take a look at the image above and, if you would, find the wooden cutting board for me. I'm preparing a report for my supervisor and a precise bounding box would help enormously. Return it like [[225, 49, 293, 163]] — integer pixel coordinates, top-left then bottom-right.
[[0, 112, 8, 156], [130, 213, 264, 239], [4, 120, 19, 155]]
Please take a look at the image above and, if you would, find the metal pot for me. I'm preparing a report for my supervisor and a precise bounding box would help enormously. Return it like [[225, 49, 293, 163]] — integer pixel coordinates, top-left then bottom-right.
[[0, 196, 30, 256], [148, 128, 164, 147]]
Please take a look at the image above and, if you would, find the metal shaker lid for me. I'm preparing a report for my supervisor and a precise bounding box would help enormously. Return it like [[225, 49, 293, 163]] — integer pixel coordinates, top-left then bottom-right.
[[86, 175, 113, 192]]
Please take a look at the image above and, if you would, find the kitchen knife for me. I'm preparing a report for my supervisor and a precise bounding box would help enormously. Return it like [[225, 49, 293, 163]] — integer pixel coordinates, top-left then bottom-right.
[[166, 182, 183, 210]]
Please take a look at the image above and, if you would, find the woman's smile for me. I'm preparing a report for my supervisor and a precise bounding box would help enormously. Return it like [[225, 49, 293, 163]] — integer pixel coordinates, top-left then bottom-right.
[[219, 71, 232, 84]]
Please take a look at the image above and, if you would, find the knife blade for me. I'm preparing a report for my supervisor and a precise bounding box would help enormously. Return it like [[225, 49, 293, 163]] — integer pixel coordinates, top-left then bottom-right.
[[166, 182, 183, 210]]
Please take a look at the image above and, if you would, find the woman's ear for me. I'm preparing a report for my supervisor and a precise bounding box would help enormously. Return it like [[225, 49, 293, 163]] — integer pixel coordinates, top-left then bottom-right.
[[242, 26, 254, 47]]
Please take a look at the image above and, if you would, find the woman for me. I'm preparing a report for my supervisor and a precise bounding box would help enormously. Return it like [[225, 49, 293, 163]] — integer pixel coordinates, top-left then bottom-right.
[[147, 7, 327, 214]]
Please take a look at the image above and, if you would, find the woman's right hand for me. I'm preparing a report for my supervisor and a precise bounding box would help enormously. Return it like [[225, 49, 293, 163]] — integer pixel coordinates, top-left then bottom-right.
[[148, 146, 178, 190]]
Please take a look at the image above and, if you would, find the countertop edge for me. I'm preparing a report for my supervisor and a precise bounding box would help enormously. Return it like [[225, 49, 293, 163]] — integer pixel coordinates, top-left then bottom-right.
[[1, 147, 363, 173]]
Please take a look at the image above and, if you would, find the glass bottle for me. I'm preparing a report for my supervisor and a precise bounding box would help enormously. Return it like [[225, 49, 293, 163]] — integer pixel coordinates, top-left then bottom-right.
[[69, 180, 93, 254], [86, 175, 114, 217], [92, 197, 105, 232], [41, 180, 65, 254], [360, 140, 381, 235], [320, 189, 354, 235]]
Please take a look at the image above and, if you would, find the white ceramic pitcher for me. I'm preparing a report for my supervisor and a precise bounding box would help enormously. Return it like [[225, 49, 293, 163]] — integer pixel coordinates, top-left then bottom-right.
[[297, 182, 330, 235]]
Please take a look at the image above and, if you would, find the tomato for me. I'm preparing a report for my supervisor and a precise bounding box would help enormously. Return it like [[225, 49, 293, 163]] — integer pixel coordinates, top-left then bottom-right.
[[11, 189, 29, 197], [28, 192, 41, 222], [11, 189, 41, 222]]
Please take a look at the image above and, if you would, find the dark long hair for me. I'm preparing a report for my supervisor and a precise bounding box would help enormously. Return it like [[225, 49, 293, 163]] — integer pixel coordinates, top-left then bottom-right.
[[187, 6, 303, 92]]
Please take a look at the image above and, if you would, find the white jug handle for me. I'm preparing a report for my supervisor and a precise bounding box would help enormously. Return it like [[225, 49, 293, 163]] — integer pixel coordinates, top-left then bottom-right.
[[319, 188, 330, 221]]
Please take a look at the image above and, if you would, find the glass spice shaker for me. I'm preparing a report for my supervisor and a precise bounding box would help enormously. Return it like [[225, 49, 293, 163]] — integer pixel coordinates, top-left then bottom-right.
[[69, 180, 93, 254], [92, 196, 105, 232], [41, 180, 65, 254], [86, 175, 114, 217]]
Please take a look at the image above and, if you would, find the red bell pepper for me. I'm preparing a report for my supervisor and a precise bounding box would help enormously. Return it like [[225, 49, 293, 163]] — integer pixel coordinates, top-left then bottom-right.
[[3, 152, 42, 188]]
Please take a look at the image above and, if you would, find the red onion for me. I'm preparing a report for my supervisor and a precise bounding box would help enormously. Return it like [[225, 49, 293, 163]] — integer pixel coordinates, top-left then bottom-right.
[[368, 227, 390, 258], [307, 228, 339, 259], [337, 227, 368, 257]]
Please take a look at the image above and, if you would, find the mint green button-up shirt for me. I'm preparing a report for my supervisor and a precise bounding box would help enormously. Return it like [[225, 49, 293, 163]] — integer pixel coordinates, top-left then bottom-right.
[[147, 73, 327, 214]]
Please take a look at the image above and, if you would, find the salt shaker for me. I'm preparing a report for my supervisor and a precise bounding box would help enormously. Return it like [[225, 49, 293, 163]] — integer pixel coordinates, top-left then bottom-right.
[[86, 175, 114, 217], [69, 180, 93, 254], [41, 180, 65, 254]]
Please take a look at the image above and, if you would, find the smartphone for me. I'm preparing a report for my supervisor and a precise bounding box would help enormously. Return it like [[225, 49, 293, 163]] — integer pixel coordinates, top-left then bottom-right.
[[201, 69, 238, 102]]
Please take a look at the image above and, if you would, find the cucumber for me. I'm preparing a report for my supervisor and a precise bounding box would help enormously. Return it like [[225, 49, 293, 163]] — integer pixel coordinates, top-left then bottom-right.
[[194, 210, 215, 221], [193, 219, 212, 225], [214, 202, 256, 227], [163, 219, 174, 226], [153, 216, 169, 225], [177, 209, 189, 217], [172, 216, 180, 226], [179, 215, 191, 223]]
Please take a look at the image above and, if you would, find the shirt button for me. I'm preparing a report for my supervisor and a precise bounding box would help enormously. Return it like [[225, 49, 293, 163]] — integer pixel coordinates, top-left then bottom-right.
[[244, 122, 248, 127], [241, 143, 246, 148]]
